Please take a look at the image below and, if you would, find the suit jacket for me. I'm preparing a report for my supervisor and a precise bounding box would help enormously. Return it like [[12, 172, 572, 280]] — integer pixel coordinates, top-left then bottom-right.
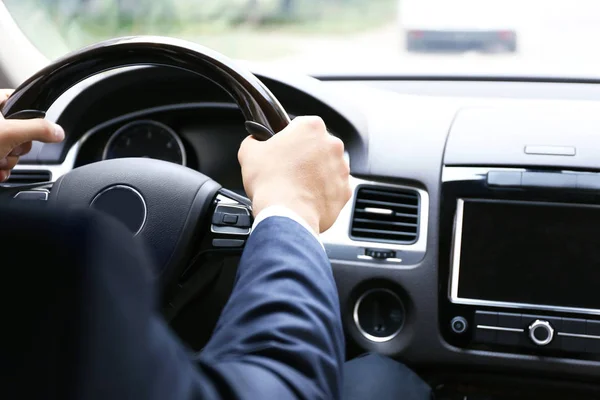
[[3, 206, 344, 400]]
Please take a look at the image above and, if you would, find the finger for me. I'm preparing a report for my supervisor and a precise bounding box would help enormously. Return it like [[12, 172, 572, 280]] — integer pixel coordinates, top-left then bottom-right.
[[0, 89, 13, 105], [9, 141, 32, 157], [0, 170, 10, 182], [0, 156, 19, 170], [0, 119, 64, 155]]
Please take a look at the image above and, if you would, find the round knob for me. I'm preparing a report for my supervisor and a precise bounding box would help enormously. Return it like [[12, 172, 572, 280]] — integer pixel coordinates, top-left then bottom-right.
[[528, 320, 554, 346], [450, 316, 468, 334]]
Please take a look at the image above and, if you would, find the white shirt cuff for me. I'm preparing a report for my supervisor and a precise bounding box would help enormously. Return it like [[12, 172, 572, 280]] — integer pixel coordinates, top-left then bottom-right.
[[251, 205, 324, 249]]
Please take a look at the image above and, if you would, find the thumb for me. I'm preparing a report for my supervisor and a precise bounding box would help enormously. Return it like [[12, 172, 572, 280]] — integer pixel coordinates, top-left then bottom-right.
[[0, 119, 64, 155]]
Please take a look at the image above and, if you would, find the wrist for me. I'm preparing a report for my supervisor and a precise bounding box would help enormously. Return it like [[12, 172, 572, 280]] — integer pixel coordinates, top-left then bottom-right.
[[252, 196, 320, 234]]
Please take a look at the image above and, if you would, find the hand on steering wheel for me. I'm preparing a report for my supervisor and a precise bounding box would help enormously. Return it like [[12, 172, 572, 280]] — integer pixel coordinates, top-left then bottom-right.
[[0, 36, 350, 320], [0, 89, 64, 182]]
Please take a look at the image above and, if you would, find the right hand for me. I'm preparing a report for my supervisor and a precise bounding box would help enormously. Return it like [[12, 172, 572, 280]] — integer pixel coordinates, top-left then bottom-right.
[[0, 89, 65, 181], [238, 116, 352, 234]]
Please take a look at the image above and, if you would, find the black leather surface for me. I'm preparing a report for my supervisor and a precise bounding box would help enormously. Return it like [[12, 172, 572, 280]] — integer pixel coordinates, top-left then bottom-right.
[[48, 157, 219, 275]]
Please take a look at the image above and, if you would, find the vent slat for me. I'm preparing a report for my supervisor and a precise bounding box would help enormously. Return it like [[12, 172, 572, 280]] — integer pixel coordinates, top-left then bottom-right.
[[350, 186, 419, 244], [352, 228, 417, 237], [356, 198, 418, 209], [355, 209, 418, 220], [360, 188, 418, 201], [353, 218, 418, 228]]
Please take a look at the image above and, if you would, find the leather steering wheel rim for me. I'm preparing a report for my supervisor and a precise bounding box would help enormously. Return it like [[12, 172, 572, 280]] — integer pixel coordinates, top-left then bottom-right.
[[1, 35, 291, 135], [0, 37, 292, 301]]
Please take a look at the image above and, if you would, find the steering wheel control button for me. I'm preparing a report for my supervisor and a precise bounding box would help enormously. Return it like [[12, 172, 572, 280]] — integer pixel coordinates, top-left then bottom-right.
[[450, 316, 468, 334], [212, 239, 245, 248], [528, 320, 554, 346], [353, 288, 405, 343], [211, 204, 252, 235], [13, 190, 49, 201], [222, 214, 239, 225], [90, 185, 147, 236]]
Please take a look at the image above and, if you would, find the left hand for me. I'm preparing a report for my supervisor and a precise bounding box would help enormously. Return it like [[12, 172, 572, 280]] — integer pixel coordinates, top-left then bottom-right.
[[0, 89, 65, 181]]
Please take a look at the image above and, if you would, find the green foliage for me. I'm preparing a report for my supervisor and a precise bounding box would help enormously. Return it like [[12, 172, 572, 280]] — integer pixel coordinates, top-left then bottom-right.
[[4, 0, 397, 60]]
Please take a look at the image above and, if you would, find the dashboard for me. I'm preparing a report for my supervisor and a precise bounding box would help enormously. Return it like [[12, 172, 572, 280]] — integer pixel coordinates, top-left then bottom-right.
[[13, 65, 600, 395]]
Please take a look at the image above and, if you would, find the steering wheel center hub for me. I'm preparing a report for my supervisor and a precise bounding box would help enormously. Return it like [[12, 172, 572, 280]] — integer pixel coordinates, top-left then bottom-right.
[[90, 185, 147, 235]]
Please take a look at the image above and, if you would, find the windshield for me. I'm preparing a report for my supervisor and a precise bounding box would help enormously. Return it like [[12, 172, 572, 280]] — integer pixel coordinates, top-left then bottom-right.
[[4, 0, 600, 77]]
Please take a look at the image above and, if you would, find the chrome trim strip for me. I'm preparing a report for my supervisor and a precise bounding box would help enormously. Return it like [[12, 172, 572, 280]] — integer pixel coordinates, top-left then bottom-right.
[[13, 189, 49, 200], [364, 207, 393, 215], [558, 332, 600, 340], [476, 325, 524, 333], [356, 255, 402, 263], [441, 166, 526, 183], [353, 288, 405, 343], [449, 198, 464, 302]]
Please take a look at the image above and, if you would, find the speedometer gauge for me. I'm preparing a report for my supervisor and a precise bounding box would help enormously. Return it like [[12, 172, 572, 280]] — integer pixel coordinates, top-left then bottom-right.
[[103, 120, 186, 165]]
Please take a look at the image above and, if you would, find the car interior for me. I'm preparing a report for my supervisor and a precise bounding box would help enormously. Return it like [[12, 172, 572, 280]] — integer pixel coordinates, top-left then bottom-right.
[[4, 5, 600, 400]]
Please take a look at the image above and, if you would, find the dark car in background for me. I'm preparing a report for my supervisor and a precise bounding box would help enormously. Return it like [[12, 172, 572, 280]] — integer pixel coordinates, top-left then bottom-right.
[[400, 0, 518, 53]]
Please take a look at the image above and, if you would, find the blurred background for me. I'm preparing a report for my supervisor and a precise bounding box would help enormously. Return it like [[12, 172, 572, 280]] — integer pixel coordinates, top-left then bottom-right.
[[4, 0, 600, 76]]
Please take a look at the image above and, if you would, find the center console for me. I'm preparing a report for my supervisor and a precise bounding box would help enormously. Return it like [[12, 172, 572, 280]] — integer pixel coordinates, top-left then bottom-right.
[[439, 167, 600, 360]]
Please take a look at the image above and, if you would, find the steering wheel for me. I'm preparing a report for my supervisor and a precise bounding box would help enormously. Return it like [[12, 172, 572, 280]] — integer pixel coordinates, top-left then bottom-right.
[[0, 36, 291, 318]]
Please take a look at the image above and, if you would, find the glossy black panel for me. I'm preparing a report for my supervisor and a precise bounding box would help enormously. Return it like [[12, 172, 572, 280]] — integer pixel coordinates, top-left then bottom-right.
[[1, 36, 290, 135]]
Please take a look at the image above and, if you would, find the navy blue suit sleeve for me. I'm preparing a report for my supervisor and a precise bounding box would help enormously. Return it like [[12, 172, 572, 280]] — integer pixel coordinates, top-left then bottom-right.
[[6, 207, 343, 399], [198, 216, 345, 400]]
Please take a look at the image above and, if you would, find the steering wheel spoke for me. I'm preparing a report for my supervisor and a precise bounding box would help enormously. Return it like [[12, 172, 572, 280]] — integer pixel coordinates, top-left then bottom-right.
[[0, 181, 53, 203], [0, 36, 288, 323]]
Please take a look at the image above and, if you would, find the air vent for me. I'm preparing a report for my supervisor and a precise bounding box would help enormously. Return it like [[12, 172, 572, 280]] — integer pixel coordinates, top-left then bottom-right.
[[350, 186, 420, 244], [4, 170, 51, 186]]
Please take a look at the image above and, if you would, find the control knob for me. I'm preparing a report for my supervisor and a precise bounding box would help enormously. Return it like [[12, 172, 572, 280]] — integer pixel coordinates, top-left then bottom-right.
[[528, 319, 554, 346]]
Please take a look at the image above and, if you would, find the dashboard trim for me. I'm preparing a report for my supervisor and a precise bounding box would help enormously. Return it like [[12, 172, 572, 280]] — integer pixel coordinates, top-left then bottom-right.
[[445, 166, 600, 316], [322, 177, 429, 266], [353, 288, 405, 343]]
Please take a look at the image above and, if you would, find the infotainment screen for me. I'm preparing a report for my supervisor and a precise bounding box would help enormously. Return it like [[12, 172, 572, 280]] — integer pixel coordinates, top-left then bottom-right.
[[450, 199, 600, 313]]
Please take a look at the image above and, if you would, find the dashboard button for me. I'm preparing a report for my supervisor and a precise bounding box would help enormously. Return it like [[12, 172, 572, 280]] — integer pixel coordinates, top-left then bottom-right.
[[450, 316, 468, 334], [586, 320, 600, 337], [562, 318, 586, 334], [496, 330, 521, 346], [487, 171, 522, 186], [561, 336, 587, 353], [521, 172, 577, 189], [522, 315, 561, 331], [474, 327, 496, 344], [498, 312, 522, 328], [528, 320, 554, 346], [474, 311, 497, 326]]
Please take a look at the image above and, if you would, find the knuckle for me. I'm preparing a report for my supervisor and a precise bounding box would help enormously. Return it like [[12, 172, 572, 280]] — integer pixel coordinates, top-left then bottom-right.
[[345, 185, 353, 202], [329, 136, 345, 154], [294, 116, 326, 133], [35, 119, 54, 137]]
